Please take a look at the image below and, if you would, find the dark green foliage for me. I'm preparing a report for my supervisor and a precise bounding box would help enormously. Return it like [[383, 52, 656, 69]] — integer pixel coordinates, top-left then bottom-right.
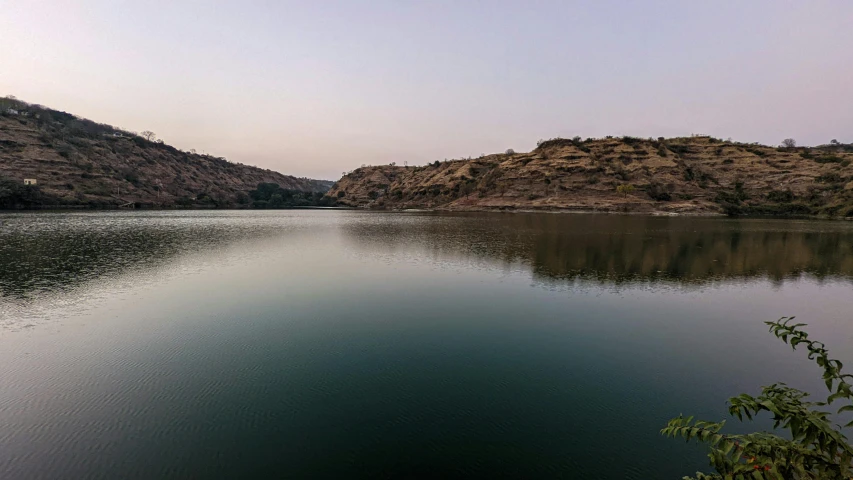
[[668, 144, 692, 156], [743, 145, 768, 157], [57, 144, 74, 158], [645, 181, 673, 201], [664, 318, 853, 479], [0, 176, 57, 209], [766, 189, 795, 203], [123, 170, 140, 186], [815, 155, 844, 164], [268, 193, 284, 207], [715, 182, 750, 216], [612, 165, 631, 181], [248, 183, 334, 208], [816, 173, 843, 184]]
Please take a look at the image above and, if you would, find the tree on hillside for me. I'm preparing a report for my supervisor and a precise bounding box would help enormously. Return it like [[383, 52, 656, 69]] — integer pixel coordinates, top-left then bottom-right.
[[663, 317, 853, 479], [616, 184, 635, 197], [140, 131, 156, 141], [782, 138, 797, 149]]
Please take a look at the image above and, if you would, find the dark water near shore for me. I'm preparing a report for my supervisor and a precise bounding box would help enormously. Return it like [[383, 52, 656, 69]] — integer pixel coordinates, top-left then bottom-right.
[[1, 211, 852, 479]]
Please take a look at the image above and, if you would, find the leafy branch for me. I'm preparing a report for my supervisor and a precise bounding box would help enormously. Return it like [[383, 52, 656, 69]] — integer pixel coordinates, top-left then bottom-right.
[[662, 317, 853, 479]]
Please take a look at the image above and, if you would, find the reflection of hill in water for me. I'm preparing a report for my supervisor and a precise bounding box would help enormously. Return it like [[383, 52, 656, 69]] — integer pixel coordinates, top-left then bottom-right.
[[342, 213, 853, 285], [2, 212, 853, 303], [0, 213, 302, 301]]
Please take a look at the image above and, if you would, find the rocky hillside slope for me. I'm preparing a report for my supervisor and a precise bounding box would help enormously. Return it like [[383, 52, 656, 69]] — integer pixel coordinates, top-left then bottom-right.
[[0, 97, 331, 208], [329, 136, 853, 216]]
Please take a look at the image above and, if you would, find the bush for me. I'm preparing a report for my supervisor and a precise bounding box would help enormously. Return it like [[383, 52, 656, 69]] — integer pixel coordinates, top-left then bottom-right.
[[0, 176, 57, 208], [816, 173, 843, 183], [123, 170, 140, 186], [766, 189, 794, 202], [815, 155, 844, 164], [645, 182, 673, 201], [664, 318, 853, 479], [668, 144, 691, 156]]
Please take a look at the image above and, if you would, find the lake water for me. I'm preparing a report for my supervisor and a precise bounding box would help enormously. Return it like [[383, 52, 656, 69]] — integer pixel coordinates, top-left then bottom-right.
[[1, 210, 852, 479]]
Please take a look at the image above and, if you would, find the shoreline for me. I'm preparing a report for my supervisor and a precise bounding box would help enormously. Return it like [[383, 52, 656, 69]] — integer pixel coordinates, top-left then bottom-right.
[[0, 205, 848, 221]]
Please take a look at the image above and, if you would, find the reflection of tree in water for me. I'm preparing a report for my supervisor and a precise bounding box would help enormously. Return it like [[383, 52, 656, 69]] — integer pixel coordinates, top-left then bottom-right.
[[342, 213, 853, 286], [0, 228, 201, 300], [0, 216, 288, 300]]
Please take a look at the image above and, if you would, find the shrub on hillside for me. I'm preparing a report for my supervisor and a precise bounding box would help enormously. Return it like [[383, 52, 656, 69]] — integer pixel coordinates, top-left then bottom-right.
[[766, 189, 794, 203], [815, 155, 844, 164], [645, 182, 673, 201]]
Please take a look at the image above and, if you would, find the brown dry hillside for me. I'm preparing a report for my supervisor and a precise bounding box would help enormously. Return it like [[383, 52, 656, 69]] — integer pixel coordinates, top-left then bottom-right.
[[0, 97, 331, 208], [329, 136, 853, 216]]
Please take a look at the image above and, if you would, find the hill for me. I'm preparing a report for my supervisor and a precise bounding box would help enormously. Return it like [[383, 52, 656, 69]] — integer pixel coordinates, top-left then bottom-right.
[[0, 96, 332, 208], [328, 136, 853, 217]]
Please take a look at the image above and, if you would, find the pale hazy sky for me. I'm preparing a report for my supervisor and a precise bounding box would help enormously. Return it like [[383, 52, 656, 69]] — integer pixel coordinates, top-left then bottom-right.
[[2, 1, 851, 180]]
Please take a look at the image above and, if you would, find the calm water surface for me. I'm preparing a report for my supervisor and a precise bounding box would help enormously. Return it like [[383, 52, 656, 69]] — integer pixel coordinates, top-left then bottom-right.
[[1, 211, 852, 479]]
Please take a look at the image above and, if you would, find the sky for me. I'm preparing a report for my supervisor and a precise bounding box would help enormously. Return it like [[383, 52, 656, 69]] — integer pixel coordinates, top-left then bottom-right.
[[1, 1, 851, 180]]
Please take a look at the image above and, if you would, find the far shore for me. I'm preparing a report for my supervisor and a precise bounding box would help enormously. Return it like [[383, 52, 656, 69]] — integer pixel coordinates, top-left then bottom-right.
[[2, 205, 850, 221]]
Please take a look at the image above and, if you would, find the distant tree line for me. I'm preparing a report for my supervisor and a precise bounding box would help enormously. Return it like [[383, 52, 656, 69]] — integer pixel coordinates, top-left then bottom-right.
[[248, 183, 335, 208]]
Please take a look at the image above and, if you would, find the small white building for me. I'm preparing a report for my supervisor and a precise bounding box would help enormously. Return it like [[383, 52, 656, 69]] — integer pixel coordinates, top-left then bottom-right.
[[23, 178, 37, 185], [5, 108, 19, 115]]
